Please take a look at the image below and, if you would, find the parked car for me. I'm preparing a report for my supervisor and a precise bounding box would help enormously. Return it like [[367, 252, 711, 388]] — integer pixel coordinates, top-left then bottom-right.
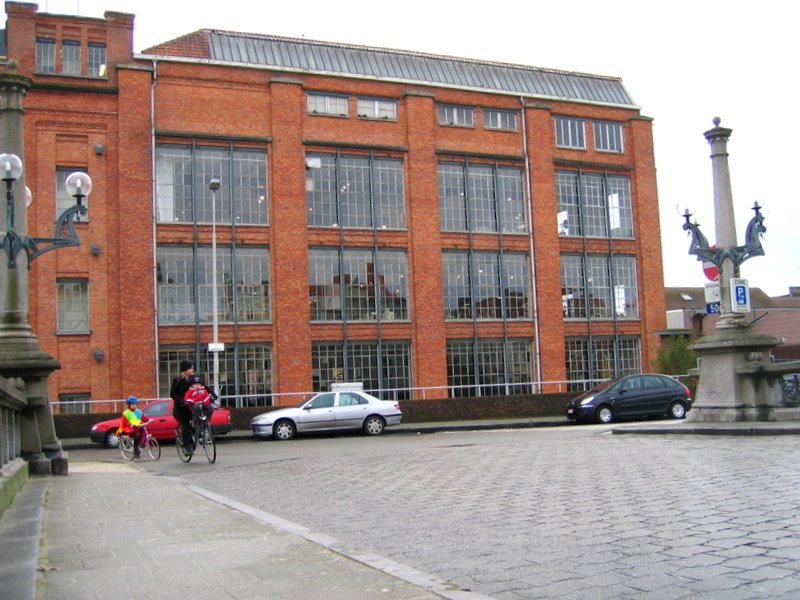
[[90, 399, 233, 447], [251, 389, 402, 440], [566, 373, 693, 424]]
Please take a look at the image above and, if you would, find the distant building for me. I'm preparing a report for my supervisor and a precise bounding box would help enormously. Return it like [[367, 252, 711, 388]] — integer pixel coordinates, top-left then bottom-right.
[[664, 286, 800, 360], [3, 2, 666, 409]]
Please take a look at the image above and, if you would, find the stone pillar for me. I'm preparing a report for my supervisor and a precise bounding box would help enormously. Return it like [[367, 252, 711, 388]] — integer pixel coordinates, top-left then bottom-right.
[[0, 62, 67, 474], [703, 119, 747, 330]]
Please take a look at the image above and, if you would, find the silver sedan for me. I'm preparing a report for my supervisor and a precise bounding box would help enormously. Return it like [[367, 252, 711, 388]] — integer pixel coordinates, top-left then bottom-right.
[[251, 390, 403, 440]]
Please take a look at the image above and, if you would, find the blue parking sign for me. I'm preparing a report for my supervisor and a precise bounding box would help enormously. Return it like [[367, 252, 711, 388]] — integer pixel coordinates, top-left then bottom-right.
[[731, 278, 750, 312]]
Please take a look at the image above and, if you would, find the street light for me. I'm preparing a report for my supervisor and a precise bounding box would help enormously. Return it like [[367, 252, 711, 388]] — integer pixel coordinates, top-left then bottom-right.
[[0, 152, 91, 269], [208, 177, 222, 400]]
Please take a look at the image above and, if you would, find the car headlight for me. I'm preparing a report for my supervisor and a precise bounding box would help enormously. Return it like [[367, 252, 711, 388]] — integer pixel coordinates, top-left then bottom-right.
[[251, 416, 270, 425], [580, 396, 595, 406], [91, 425, 98, 431]]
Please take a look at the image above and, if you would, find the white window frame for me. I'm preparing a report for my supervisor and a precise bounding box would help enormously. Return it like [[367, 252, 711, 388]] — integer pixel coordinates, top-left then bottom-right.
[[56, 166, 89, 223], [438, 105, 474, 127], [593, 121, 624, 153], [484, 109, 518, 131], [57, 279, 90, 334], [36, 38, 56, 73], [61, 40, 81, 75], [356, 98, 397, 120], [554, 116, 586, 149], [307, 94, 349, 117]]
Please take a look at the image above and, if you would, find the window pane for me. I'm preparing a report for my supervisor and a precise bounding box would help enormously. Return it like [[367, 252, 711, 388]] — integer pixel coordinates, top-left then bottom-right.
[[309, 248, 341, 321], [36, 38, 56, 73], [306, 154, 338, 227], [594, 121, 624, 152], [56, 167, 89, 222], [312, 342, 410, 399], [468, 165, 497, 233], [377, 250, 408, 320], [88, 43, 106, 77], [232, 151, 268, 225], [612, 255, 639, 318], [485, 109, 517, 131], [357, 98, 397, 120], [157, 246, 194, 323], [473, 252, 501, 318], [502, 253, 530, 318], [607, 176, 633, 238], [438, 163, 467, 232], [342, 249, 374, 320], [308, 94, 349, 116], [438, 105, 474, 126], [556, 172, 580, 236], [587, 255, 612, 319], [561, 254, 585, 319], [57, 279, 89, 333], [338, 157, 371, 228], [373, 159, 405, 229], [582, 173, 608, 237], [234, 247, 271, 321], [555, 117, 586, 149], [58, 393, 91, 415], [156, 147, 193, 223], [497, 167, 526, 233], [62, 40, 81, 75], [443, 252, 471, 319], [447, 338, 533, 398], [197, 246, 232, 323]]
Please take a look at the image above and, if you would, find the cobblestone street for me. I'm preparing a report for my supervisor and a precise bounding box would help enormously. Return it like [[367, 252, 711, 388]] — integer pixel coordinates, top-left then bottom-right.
[[186, 431, 800, 599]]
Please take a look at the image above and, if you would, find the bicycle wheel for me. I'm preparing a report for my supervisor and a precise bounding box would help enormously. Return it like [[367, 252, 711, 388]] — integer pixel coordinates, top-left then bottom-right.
[[175, 426, 192, 463], [144, 435, 161, 461], [119, 435, 135, 461], [201, 421, 216, 464]]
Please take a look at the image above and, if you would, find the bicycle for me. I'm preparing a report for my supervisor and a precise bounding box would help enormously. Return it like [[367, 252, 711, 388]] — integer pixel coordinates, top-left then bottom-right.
[[119, 424, 161, 461], [175, 401, 216, 464]]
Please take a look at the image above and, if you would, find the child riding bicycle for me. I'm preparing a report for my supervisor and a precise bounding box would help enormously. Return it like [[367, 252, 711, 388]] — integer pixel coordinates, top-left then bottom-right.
[[116, 396, 150, 458]]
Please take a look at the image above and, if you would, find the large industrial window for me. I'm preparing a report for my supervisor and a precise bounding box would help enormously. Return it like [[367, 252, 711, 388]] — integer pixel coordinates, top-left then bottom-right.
[[555, 171, 633, 238], [56, 167, 89, 222], [156, 245, 270, 324], [438, 105, 474, 127], [443, 251, 530, 320], [554, 116, 586, 149], [594, 121, 624, 153], [155, 145, 268, 225], [312, 341, 411, 399], [306, 153, 405, 229], [308, 93, 349, 116], [565, 336, 641, 391], [438, 162, 527, 233], [484, 109, 518, 131], [560, 254, 639, 320], [35, 38, 56, 73], [447, 339, 533, 397], [309, 248, 408, 321], [159, 343, 272, 407], [57, 393, 91, 415], [57, 279, 89, 333]]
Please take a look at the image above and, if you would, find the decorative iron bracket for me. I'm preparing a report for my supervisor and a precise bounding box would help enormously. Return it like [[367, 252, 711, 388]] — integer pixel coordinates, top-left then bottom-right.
[[682, 202, 766, 275], [2, 204, 87, 269]]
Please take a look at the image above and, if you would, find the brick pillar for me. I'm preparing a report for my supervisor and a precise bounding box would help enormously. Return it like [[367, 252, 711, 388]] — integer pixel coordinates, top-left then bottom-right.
[[116, 64, 157, 397], [524, 103, 567, 385], [404, 91, 447, 395], [269, 77, 312, 399]]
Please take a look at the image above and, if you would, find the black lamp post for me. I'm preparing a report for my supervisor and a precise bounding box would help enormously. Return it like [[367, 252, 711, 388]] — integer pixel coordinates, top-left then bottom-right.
[[1, 152, 91, 269]]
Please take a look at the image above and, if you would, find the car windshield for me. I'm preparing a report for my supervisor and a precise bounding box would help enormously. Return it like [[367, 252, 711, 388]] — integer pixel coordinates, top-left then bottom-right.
[[576, 379, 615, 398]]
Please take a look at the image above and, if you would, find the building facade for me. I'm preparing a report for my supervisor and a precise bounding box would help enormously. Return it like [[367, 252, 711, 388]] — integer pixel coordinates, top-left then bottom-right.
[[2, 2, 666, 410]]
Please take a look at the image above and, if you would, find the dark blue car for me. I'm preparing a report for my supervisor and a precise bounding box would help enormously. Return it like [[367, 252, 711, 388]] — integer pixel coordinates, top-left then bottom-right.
[[566, 374, 693, 424]]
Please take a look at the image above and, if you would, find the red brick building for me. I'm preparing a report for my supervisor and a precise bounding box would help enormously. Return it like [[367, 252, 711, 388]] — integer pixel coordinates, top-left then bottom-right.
[[2, 2, 666, 410]]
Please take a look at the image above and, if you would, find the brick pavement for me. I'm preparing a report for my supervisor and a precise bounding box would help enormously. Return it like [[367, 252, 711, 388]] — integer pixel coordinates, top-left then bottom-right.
[[184, 433, 800, 599]]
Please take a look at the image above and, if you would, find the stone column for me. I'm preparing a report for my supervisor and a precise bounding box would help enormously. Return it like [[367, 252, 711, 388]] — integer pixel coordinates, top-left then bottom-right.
[[704, 118, 747, 329], [0, 62, 67, 474]]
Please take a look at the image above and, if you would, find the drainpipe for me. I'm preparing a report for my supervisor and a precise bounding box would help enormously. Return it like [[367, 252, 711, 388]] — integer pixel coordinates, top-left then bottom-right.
[[150, 58, 160, 396], [519, 97, 543, 388]]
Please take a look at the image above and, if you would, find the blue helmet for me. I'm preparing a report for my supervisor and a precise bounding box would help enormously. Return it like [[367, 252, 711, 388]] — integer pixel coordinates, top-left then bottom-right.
[[126, 395, 138, 404]]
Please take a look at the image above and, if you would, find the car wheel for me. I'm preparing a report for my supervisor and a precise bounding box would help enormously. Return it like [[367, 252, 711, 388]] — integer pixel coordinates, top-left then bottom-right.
[[104, 429, 120, 448], [668, 401, 687, 419], [273, 419, 296, 441], [596, 406, 614, 424], [363, 415, 386, 436]]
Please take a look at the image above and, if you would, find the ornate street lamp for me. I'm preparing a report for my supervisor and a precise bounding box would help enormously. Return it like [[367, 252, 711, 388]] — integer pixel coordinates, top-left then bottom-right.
[[1, 152, 92, 269]]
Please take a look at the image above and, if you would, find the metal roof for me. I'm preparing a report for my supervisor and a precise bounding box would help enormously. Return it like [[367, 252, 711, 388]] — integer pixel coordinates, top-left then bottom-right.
[[204, 31, 635, 107]]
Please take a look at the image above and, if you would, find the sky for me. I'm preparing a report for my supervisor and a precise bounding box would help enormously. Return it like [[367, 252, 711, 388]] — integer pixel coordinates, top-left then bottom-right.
[[14, 1, 800, 296]]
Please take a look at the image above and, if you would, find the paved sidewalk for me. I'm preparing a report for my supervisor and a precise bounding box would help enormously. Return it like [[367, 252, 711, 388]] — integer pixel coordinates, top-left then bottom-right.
[[31, 460, 478, 600]]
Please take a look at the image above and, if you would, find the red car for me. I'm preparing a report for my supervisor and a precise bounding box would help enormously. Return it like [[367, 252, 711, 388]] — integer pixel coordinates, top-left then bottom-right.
[[89, 398, 233, 447]]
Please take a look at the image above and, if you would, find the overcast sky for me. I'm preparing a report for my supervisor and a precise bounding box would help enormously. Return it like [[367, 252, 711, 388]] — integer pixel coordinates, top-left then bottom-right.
[[17, 1, 799, 296]]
